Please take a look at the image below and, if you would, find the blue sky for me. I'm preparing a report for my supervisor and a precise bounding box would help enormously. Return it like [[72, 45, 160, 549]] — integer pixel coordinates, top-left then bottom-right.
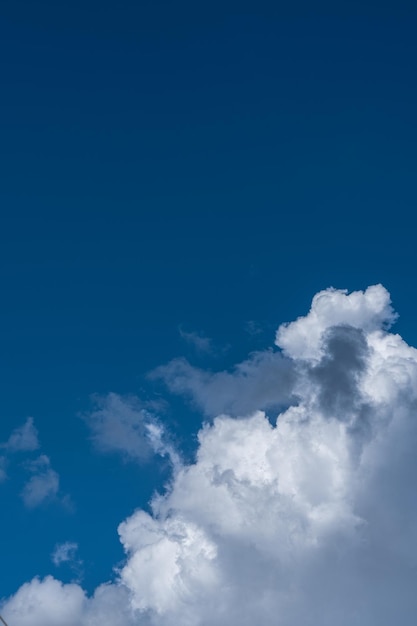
[[1, 1, 417, 623]]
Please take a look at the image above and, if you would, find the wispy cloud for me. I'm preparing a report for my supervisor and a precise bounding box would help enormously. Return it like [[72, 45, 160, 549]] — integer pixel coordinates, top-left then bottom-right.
[[0, 418, 69, 509], [51, 542, 83, 581], [51, 542, 79, 567], [21, 455, 60, 509], [179, 327, 214, 354], [83, 393, 155, 463], [1, 417, 39, 453], [243, 319, 264, 336], [84, 393, 179, 469], [152, 349, 295, 417], [0, 456, 7, 483]]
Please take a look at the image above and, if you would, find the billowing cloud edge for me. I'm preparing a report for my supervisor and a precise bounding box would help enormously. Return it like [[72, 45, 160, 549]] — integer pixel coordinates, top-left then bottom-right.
[[3, 285, 417, 626]]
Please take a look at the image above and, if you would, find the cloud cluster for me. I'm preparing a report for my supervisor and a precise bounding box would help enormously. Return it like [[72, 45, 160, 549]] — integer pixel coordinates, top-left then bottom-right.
[[0, 417, 66, 509], [3, 285, 417, 625]]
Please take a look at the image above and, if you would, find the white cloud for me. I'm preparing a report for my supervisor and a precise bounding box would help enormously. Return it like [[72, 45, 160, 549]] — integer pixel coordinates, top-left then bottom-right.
[[51, 542, 83, 582], [1, 578, 133, 626], [1, 577, 87, 626], [145, 421, 182, 474], [276, 283, 396, 361], [1, 417, 39, 452], [21, 455, 60, 508], [4, 285, 417, 625], [52, 542, 79, 567]]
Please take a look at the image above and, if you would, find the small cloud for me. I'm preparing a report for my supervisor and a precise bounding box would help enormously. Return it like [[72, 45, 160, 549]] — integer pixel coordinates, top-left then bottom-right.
[[84, 393, 156, 463], [1, 417, 40, 453], [21, 455, 60, 508], [51, 542, 83, 582], [60, 493, 76, 514], [179, 328, 214, 354], [51, 542, 79, 567], [0, 420, 72, 509], [243, 320, 264, 336], [84, 393, 179, 470]]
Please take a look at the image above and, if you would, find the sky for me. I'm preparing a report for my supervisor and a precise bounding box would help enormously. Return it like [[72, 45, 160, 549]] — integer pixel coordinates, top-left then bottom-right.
[[1, 0, 417, 623]]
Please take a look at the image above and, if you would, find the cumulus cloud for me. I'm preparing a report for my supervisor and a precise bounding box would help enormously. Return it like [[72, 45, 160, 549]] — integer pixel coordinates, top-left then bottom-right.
[[21, 455, 60, 508], [4, 284, 417, 625], [1, 417, 39, 453], [1, 577, 133, 626], [1, 577, 87, 626], [276, 284, 396, 360]]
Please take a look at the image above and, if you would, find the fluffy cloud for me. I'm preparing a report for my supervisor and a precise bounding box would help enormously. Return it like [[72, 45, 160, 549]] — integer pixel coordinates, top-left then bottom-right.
[[1, 577, 87, 626], [3, 284, 417, 625], [276, 284, 396, 360]]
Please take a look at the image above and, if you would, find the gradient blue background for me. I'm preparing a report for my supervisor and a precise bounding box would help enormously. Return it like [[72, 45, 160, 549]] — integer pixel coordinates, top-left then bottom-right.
[[1, 0, 416, 597]]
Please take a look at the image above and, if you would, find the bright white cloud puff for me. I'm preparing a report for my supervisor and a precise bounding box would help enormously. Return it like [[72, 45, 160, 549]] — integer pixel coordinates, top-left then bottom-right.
[[3, 284, 417, 625]]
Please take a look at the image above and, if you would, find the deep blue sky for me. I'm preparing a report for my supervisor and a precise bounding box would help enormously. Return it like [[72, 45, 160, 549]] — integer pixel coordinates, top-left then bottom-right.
[[1, 0, 417, 598]]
